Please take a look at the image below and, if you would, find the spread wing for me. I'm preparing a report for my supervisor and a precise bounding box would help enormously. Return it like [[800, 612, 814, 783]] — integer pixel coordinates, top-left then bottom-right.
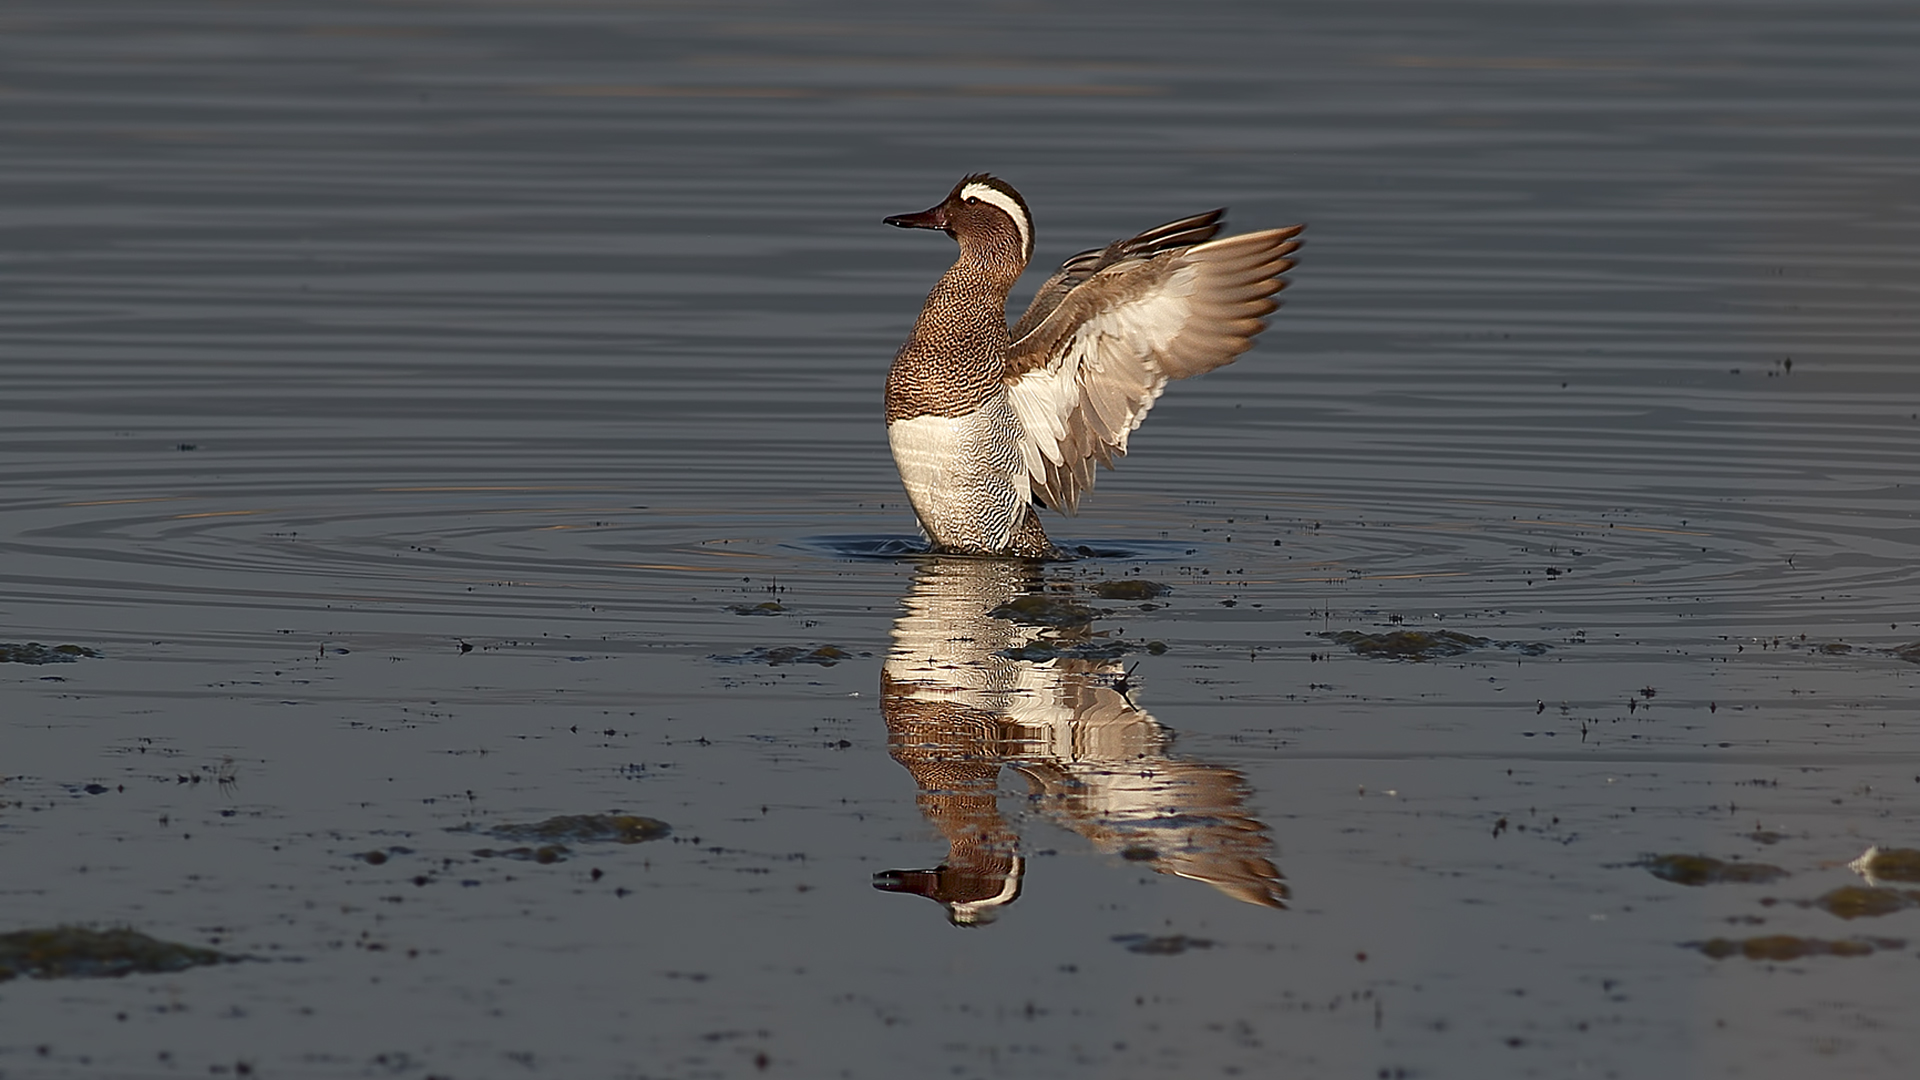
[[1003, 222, 1303, 514], [1009, 210, 1226, 342]]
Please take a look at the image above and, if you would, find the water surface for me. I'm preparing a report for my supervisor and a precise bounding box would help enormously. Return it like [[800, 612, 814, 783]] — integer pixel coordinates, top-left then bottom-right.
[[4, 2, 1919, 1077]]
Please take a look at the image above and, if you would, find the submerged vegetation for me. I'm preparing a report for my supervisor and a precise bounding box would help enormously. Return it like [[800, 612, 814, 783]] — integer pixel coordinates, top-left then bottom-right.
[[1642, 854, 1789, 887], [727, 601, 785, 616], [0, 642, 99, 665], [1812, 886, 1920, 920], [1089, 580, 1171, 601], [712, 645, 852, 666], [0, 927, 229, 981], [1320, 629, 1550, 661], [1690, 935, 1902, 961], [1113, 933, 1214, 955], [481, 814, 671, 846], [998, 638, 1145, 662], [461, 813, 672, 862], [1850, 846, 1920, 884], [990, 593, 1101, 628]]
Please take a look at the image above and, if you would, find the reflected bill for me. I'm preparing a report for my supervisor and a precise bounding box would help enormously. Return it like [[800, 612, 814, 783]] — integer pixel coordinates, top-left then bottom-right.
[[874, 558, 1287, 925]]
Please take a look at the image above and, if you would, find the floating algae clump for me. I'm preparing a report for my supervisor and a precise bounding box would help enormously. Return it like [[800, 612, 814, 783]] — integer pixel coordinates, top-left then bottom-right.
[[1091, 580, 1170, 601], [1813, 885, 1919, 920], [1113, 933, 1214, 956], [0, 927, 228, 981], [1326, 630, 1488, 659], [484, 814, 670, 845], [1691, 935, 1899, 961], [1643, 854, 1788, 886], [0, 643, 99, 665], [465, 814, 670, 863], [1320, 630, 1550, 661], [727, 602, 785, 616], [713, 645, 850, 666], [999, 638, 1135, 662], [473, 844, 571, 863], [1850, 846, 1920, 884], [990, 593, 1100, 628]]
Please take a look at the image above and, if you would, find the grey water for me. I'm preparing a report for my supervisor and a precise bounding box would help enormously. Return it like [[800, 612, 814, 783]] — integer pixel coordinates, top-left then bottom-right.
[[4, 0, 1919, 1076]]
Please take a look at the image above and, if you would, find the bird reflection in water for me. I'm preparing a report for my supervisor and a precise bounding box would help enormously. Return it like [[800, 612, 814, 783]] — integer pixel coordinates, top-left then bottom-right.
[[873, 557, 1287, 925]]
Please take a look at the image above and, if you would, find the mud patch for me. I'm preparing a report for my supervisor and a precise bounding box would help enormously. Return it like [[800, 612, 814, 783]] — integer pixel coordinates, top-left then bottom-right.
[[0, 643, 100, 665], [1319, 630, 1549, 661], [0, 927, 230, 981], [1642, 854, 1788, 886], [1689, 935, 1902, 961]]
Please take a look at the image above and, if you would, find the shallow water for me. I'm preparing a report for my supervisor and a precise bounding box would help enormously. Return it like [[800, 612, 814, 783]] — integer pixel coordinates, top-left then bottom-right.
[[4, 1, 1920, 1076]]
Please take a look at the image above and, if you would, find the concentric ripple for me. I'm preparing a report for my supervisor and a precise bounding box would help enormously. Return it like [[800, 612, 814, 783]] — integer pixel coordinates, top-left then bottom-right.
[[3, 4, 1919, 1080]]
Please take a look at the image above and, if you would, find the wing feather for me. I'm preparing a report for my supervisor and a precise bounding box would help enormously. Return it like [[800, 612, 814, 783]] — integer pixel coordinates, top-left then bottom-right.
[[1005, 223, 1303, 514], [1009, 210, 1227, 342]]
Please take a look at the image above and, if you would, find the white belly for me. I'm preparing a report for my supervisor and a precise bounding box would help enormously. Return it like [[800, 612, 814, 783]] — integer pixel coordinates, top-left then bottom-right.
[[887, 398, 1031, 554]]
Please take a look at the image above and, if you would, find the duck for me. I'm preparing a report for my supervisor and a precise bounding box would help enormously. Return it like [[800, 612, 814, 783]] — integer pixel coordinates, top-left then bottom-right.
[[883, 174, 1302, 558]]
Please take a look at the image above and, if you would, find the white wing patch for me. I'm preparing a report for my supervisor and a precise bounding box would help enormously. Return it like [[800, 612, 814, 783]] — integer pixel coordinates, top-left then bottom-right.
[[960, 181, 1030, 259], [1006, 266, 1197, 512], [1003, 226, 1301, 515]]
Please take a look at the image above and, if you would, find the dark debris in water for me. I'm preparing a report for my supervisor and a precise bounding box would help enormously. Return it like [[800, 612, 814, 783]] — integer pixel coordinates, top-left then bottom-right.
[[1812, 885, 1920, 920], [475, 814, 671, 846], [1090, 580, 1170, 601], [1319, 629, 1550, 661], [990, 593, 1102, 628], [1689, 935, 1902, 961], [0, 642, 100, 665], [1113, 933, 1214, 956], [0, 927, 230, 981], [1643, 854, 1788, 886], [712, 645, 853, 666]]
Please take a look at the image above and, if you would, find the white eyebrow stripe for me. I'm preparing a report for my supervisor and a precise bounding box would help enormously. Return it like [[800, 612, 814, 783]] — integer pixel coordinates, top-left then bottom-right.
[[960, 182, 1030, 256]]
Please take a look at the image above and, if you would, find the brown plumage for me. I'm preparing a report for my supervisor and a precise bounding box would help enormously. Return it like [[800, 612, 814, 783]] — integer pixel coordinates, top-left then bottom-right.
[[884, 175, 1302, 555]]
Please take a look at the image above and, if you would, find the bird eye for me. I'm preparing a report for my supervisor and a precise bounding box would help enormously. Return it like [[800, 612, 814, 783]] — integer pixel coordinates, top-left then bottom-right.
[[965, 196, 980, 205]]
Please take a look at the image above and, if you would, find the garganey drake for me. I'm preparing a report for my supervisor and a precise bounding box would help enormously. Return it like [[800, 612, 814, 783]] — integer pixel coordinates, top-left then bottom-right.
[[883, 174, 1303, 558]]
